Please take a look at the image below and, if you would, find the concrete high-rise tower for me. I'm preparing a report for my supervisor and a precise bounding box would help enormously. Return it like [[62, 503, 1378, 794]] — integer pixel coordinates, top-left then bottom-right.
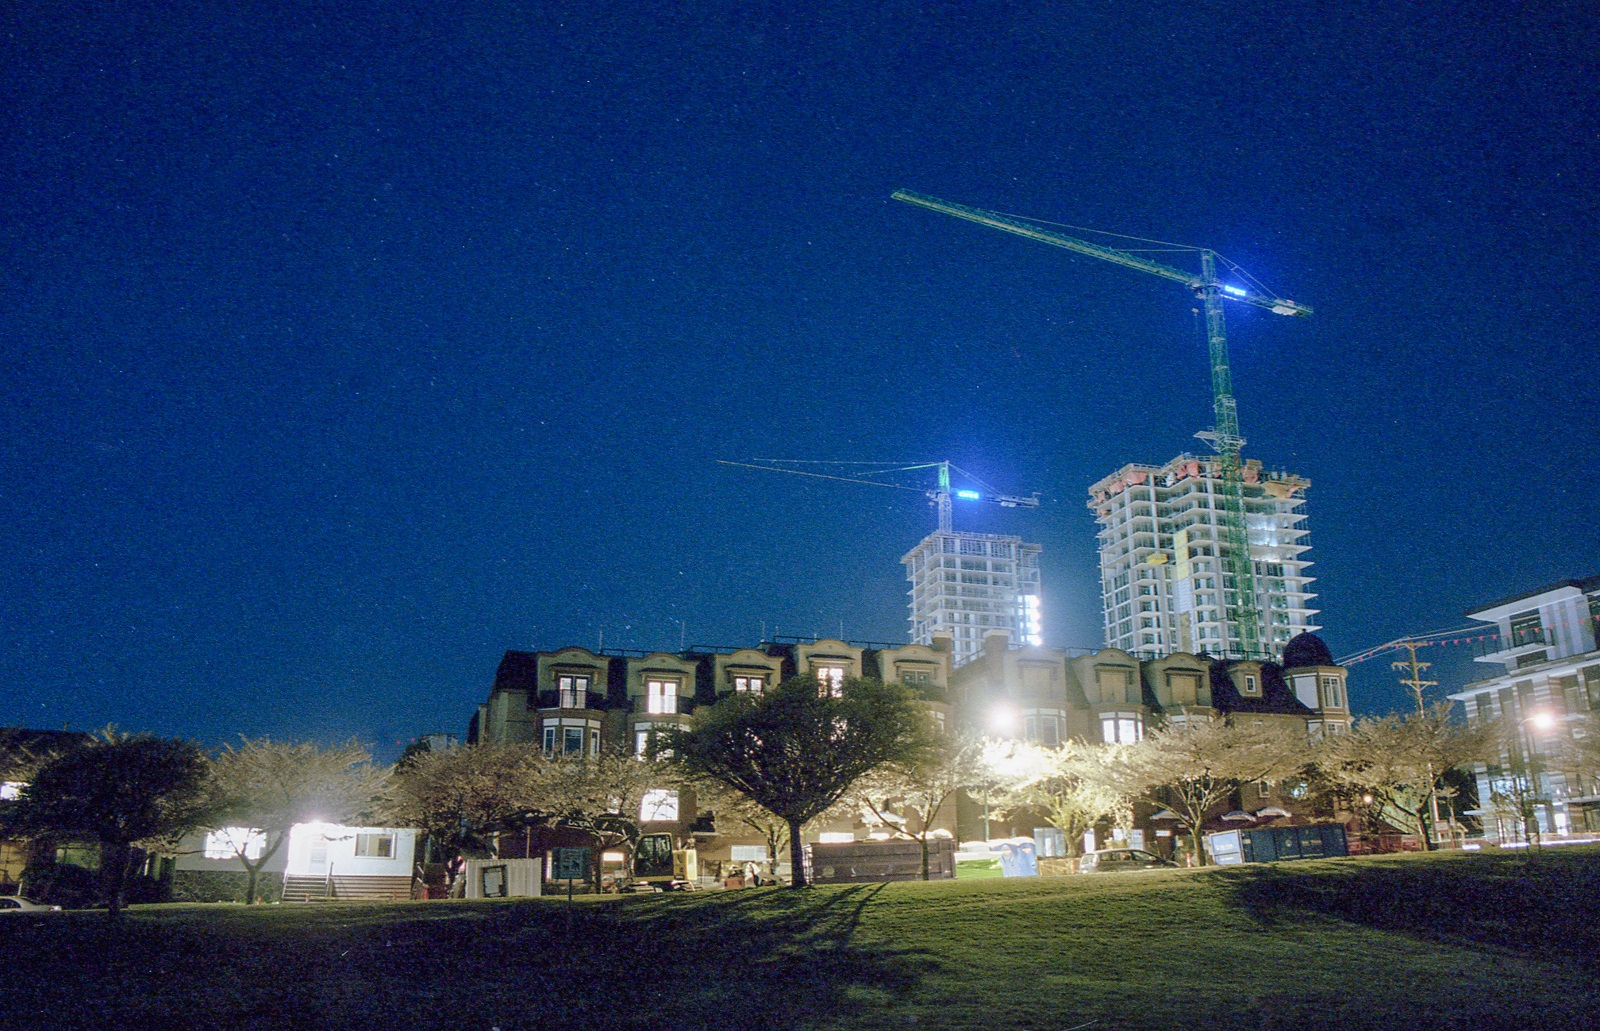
[[903, 530, 1042, 669], [1088, 453, 1318, 660]]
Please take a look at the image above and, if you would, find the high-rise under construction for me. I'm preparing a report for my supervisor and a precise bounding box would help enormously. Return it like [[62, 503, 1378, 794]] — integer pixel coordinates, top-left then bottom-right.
[[903, 530, 1043, 669], [1088, 453, 1318, 660]]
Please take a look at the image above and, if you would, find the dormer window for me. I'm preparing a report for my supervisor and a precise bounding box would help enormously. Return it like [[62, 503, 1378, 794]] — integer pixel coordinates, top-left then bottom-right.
[[733, 675, 764, 695], [557, 675, 590, 709], [647, 679, 680, 715], [814, 665, 846, 697], [1243, 674, 1259, 696], [1320, 676, 1345, 709]]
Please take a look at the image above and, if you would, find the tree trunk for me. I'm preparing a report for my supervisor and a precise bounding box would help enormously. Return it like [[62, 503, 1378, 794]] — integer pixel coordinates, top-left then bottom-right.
[[102, 841, 132, 919], [1415, 808, 1434, 851], [920, 835, 930, 881], [245, 861, 261, 905], [1190, 827, 1207, 867], [788, 818, 807, 887]]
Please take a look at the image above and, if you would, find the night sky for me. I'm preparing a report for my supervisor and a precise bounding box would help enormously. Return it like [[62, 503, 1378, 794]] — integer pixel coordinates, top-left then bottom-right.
[[5, 2, 1597, 757]]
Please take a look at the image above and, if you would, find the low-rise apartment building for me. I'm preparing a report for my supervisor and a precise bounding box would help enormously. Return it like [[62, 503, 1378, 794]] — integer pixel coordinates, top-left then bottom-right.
[[1450, 574, 1600, 840]]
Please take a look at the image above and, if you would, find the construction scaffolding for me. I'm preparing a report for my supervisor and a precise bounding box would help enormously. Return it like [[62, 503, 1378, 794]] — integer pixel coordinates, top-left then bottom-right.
[[1088, 453, 1317, 660]]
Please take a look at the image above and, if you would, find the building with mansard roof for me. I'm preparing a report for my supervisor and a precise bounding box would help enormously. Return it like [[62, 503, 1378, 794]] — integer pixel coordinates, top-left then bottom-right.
[[465, 628, 1352, 878]]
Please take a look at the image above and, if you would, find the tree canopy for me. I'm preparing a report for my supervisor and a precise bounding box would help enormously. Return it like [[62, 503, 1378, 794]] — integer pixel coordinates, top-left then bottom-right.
[[384, 742, 543, 861], [665, 674, 936, 886], [987, 738, 1135, 857], [1115, 716, 1305, 864], [206, 738, 388, 903], [845, 731, 987, 878], [1320, 703, 1490, 849], [0, 733, 212, 916]]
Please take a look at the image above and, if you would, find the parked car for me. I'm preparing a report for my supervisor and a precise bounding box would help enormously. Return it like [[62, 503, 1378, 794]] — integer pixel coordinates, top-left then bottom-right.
[[1078, 848, 1178, 873], [0, 897, 63, 913]]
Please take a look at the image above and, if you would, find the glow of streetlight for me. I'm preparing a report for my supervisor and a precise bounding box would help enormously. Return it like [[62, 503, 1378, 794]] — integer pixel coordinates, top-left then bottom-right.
[[987, 702, 1019, 736], [1527, 711, 1556, 732]]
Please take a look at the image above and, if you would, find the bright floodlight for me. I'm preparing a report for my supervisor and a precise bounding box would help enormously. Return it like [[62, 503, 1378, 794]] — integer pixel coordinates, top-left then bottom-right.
[[988, 702, 1019, 735], [1528, 711, 1557, 732], [956, 489, 981, 500], [1223, 285, 1248, 297]]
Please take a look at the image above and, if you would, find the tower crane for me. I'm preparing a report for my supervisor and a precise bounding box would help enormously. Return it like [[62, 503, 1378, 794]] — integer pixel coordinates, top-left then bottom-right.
[[715, 458, 1039, 534], [892, 189, 1312, 660]]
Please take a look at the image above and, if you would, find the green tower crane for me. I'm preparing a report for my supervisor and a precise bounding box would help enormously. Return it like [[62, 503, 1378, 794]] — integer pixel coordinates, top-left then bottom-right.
[[891, 189, 1311, 660]]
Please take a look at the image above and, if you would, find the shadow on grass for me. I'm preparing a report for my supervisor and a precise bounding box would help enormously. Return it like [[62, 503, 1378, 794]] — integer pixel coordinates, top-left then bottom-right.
[[0, 885, 938, 1030], [1214, 848, 1600, 970]]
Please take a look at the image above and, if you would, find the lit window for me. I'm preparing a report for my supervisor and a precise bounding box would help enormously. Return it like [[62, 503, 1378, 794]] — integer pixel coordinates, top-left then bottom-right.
[[0, 781, 23, 800], [647, 679, 679, 714], [354, 833, 395, 859], [204, 827, 266, 860], [901, 669, 932, 687], [733, 675, 764, 695], [1100, 712, 1144, 744], [558, 675, 590, 709], [640, 789, 679, 822], [815, 666, 845, 697]]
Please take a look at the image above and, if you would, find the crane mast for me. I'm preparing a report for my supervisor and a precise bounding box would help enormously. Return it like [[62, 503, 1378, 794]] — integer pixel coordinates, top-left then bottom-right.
[[893, 189, 1311, 660]]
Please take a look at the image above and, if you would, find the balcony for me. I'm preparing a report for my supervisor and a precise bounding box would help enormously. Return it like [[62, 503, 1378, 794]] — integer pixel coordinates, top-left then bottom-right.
[[1474, 627, 1552, 665]]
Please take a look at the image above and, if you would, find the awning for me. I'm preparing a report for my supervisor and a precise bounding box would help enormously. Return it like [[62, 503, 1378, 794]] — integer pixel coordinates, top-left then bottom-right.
[[1255, 806, 1292, 818], [1220, 810, 1255, 822], [1150, 809, 1182, 821]]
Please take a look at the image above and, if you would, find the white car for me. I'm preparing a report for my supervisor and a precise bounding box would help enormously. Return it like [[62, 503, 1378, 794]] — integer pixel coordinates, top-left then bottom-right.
[[0, 897, 62, 913]]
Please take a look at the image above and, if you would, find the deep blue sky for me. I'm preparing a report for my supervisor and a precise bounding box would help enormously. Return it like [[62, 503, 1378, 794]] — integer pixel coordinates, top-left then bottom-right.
[[4, 1, 1596, 756]]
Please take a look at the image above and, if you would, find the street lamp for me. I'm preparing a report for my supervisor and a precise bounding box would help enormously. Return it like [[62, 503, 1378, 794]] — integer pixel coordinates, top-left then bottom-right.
[[980, 711, 1022, 844], [1519, 710, 1557, 847], [987, 702, 1019, 736]]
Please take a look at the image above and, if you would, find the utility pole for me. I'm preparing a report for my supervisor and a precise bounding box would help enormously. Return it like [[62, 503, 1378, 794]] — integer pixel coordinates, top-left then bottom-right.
[[1393, 642, 1447, 848]]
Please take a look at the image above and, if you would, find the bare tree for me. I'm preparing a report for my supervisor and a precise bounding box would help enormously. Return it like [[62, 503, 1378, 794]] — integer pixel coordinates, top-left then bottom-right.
[[986, 738, 1135, 858], [206, 738, 388, 904], [665, 675, 935, 886], [1321, 703, 1490, 850], [845, 732, 987, 879], [535, 741, 661, 889], [692, 779, 793, 873], [1116, 716, 1304, 865], [384, 742, 543, 868]]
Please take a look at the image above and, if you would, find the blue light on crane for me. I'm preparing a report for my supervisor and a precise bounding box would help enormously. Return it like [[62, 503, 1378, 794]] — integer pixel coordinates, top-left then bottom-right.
[[1222, 285, 1248, 297], [955, 490, 982, 500]]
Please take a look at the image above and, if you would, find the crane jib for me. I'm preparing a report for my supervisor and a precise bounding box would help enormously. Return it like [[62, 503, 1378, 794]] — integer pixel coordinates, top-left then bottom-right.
[[891, 189, 1311, 317]]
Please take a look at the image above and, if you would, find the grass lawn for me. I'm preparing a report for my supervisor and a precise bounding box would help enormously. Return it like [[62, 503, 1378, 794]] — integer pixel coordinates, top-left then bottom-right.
[[2, 847, 1596, 1030]]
